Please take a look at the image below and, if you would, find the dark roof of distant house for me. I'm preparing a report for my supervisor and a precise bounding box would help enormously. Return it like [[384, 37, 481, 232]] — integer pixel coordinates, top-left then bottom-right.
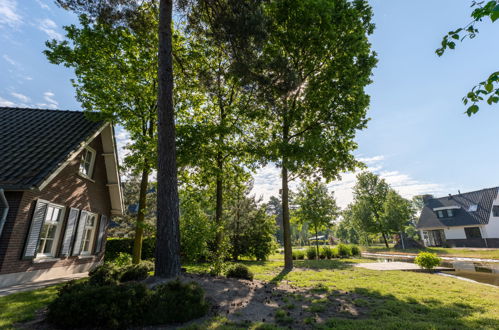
[[416, 187, 499, 229], [0, 107, 104, 190]]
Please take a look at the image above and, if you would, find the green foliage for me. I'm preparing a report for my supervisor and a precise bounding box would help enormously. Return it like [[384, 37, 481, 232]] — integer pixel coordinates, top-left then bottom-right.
[[337, 244, 352, 257], [292, 250, 305, 260], [436, 1, 499, 114], [350, 245, 361, 256], [146, 280, 209, 324], [47, 281, 150, 328], [105, 237, 155, 262], [226, 264, 254, 281], [306, 246, 317, 260], [113, 252, 132, 267], [415, 252, 441, 271], [119, 263, 151, 282], [88, 264, 121, 286], [321, 246, 334, 259]]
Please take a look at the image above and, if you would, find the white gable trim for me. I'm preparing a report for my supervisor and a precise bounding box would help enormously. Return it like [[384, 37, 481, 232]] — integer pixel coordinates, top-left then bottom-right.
[[432, 206, 460, 211], [36, 123, 124, 215]]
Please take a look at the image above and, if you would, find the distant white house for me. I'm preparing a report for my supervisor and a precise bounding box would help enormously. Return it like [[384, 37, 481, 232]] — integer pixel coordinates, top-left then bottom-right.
[[416, 187, 499, 248]]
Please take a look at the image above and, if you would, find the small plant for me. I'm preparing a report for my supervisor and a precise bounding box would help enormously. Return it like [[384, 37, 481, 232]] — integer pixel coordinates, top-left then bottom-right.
[[337, 243, 352, 257], [306, 246, 317, 260], [274, 309, 293, 324], [331, 246, 340, 258], [119, 262, 150, 282], [88, 264, 121, 286], [292, 250, 305, 260], [226, 264, 254, 281], [350, 245, 361, 256], [415, 252, 441, 271], [322, 246, 333, 259], [146, 280, 208, 324], [112, 252, 132, 267]]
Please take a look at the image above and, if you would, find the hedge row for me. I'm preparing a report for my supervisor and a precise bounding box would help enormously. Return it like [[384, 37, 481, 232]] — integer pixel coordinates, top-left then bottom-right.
[[105, 237, 156, 261]]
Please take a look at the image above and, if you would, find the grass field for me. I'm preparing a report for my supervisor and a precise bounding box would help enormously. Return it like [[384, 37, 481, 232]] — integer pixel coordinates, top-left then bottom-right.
[[1, 257, 498, 329], [361, 245, 499, 260]]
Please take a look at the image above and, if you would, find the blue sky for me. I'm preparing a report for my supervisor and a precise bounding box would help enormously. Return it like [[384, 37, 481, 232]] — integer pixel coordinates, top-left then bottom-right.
[[1, 0, 498, 207]]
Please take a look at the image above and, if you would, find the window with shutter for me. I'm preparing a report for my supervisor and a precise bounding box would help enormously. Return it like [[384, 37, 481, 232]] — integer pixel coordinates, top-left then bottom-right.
[[23, 200, 48, 259], [72, 211, 88, 256], [60, 208, 80, 257], [95, 215, 108, 253]]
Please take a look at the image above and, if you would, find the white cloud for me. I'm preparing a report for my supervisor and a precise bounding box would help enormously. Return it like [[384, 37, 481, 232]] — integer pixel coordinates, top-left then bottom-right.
[[10, 91, 29, 102], [38, 18, 63, 40], [251, 155, 446, 209], [0, 0, 22, 28], [0, 96, 15, 106], [2, 54, 16, 65], [42, 91, 58, 108], [35, 0, 50, 10]]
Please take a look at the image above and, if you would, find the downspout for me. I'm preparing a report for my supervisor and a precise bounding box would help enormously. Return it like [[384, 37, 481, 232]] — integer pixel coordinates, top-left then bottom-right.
[[0, 189, 9, 239]]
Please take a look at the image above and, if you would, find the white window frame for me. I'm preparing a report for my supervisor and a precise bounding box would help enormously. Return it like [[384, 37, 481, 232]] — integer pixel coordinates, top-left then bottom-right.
[[80, 212, 98, 256], [79, 146, 96, 179], [35, 201, 65, 259]]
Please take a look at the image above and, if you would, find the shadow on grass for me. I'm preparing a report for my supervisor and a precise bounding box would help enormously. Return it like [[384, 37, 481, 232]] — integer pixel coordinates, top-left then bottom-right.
[[186, 283, 497, 329]]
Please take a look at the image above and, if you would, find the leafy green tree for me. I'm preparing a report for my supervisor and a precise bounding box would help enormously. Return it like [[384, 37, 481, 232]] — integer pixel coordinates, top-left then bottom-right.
[[380, 190, 414, 246], [293, 181, 339, 259], [351, 172, 391, 247], [44, 7, 160, 264], [437, 0, 499, 115], [238, 0, 376, 269]]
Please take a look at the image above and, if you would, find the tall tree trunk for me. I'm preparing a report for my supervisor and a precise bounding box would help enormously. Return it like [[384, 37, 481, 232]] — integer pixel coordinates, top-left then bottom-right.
[[381, 232, 389, 248], [155, 0, 180, 278], [132, 166, 150, 264], [315, 225, 319, 260], [281, 164, 293, 270]]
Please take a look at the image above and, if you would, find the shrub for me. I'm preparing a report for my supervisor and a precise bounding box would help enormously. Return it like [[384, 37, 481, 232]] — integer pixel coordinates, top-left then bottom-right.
[[337, 243, 352, 257], [306, 246, 317, 260], [292, 250, 305, 260], [226, 264, 254, 281], [112, 252, 132, 267], [146, 280, 208, 324], [47, 281, 150, 328], [331, 246, 340, 258], [414, 252, 441, 271], [120, 263, 151, 282], [350, 245, 361, 256], [88, 264, 121, 286], [322, 246, 334, 259]]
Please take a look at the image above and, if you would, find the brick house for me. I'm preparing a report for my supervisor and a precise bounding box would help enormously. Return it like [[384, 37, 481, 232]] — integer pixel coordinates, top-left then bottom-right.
[[0, 107, 123, 287]]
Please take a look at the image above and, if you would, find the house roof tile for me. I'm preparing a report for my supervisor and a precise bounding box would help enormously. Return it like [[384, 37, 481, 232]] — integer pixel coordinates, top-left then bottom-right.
[[0, 107, 104, 190], [416, 187, 499, 229]]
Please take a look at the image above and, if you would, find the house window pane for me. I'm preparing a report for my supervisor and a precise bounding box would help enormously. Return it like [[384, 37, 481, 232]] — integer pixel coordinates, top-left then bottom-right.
[[36, 204, 64, 258], [464, 227, 482, 239], [79, 148, 95, 177], [493, 206, 499, 217], [447, 209, 454, 217], [80, 214, 97, 255], [437, 210, 444, 218]]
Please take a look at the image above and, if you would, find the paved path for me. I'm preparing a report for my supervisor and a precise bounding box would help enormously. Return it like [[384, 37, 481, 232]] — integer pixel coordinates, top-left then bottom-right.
[[354, 261, 451, 271], [362, 252, 499, 264], [0, 272, 88, 297]]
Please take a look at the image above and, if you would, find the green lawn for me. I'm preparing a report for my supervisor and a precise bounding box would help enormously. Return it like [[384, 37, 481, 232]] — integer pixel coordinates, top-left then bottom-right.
[[185, 258, 499, 329], [1, 258, 498, 329], [0, 284, 62, 329], [361, 245, 499, 260]]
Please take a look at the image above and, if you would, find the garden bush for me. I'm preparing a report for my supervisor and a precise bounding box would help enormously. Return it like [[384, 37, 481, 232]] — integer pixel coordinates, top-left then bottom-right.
[[226, 264, 254, 281], [112, 252, 132, 267], [337, 243, 352, 257], [146, 280, 209, 324], [321, 246, 334, 259], [88, 264, 121, 286], [47, 281, 150, 328], [306, 246, 317, 260], [350, 245, 361, 256], [331, 246, 340, 258], [119, 262, 151, 282], [415, 252, 441, 271], [292, 250, 305, 260]]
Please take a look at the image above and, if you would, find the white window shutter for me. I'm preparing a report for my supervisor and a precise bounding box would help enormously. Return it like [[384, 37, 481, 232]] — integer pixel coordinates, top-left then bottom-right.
[[23, 200, 48, 259], [72, 211, 88, 256], [95, 215, 108, 253], [59, 208, 80, 257]]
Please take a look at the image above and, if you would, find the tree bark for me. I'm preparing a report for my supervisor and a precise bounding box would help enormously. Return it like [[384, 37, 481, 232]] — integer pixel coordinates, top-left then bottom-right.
[[381, 232, 389, 248], [315, 225, 319, 260], [281, 164, 293, 270], [132, 166, 149, 264], [155, 0, 181, 278]]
